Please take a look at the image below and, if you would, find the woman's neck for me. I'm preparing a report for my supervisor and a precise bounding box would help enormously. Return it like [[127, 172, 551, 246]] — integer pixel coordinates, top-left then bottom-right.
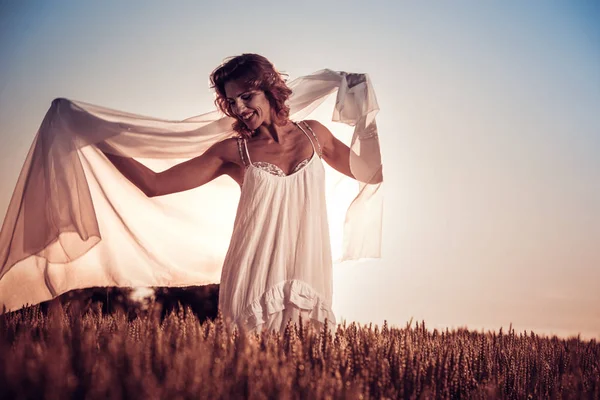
[[254, 119, 294, 144]]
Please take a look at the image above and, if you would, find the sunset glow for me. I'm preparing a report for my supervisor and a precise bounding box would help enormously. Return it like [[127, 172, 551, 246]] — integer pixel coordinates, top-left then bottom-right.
[[1, 1, 599, 339]]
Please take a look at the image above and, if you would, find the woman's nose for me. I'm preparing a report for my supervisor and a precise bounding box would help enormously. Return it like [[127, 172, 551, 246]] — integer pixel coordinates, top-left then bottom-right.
[[232, 99, 246, 114]]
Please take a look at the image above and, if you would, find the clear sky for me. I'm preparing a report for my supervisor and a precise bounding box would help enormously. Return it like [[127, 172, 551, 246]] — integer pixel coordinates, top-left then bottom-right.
[[1, 1, 599, 339]]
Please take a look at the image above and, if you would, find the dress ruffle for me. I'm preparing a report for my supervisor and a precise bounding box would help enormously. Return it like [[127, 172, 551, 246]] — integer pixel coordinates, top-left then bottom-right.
[[234, 279, 336, 332]]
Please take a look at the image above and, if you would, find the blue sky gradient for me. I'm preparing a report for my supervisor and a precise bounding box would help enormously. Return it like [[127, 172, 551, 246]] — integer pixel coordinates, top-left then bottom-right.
[[1, 1, 599, 338]]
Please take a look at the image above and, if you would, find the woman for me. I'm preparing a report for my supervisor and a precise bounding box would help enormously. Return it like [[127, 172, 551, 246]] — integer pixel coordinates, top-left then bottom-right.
[[105, 54, 357, 333]]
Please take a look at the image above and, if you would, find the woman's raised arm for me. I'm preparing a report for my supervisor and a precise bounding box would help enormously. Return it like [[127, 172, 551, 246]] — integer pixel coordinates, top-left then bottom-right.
[[305, 120, 383, 184], [104, 138, 238, 197], [103, 152, 157, 197]]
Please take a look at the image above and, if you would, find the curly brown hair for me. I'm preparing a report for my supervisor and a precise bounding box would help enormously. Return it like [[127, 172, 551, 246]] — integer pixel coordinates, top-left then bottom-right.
[[210, 54, 293, 138]]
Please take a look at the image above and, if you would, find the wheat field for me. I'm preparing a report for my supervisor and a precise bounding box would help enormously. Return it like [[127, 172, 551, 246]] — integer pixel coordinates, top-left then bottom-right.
[[0, 293, 598, 399]]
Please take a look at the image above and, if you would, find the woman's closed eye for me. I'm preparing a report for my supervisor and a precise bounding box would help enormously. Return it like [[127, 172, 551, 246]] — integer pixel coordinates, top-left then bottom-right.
[[227, 93, 253, 105]]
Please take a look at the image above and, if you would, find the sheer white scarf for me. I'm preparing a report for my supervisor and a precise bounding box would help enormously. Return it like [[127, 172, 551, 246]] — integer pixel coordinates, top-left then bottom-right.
[[0, 69, 383, 313]]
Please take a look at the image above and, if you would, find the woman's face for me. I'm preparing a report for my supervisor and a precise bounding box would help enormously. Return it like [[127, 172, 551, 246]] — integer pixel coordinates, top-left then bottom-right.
[[224, 79, 272, 131]]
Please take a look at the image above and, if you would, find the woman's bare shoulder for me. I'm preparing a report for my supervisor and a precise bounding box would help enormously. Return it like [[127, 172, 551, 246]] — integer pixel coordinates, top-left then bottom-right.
[[302, 120, 334, 144], [303, 119, 330, 132], [211, 136, 242, 162]]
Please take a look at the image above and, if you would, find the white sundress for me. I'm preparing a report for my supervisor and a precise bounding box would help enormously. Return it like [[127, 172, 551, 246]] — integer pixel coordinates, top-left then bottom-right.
[[218, 121, 336, 333]]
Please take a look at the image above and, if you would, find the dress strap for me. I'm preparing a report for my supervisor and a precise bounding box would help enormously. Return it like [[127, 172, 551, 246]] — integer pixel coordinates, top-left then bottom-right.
[[242, 138, 253, 164], [236, 137, 247, 167], [296, 121, 322, 158], [237, 137, 253, 167]]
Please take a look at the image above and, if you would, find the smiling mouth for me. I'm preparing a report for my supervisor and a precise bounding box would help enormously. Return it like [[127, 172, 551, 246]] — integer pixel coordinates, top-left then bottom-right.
[[240, 112, 255, 121]]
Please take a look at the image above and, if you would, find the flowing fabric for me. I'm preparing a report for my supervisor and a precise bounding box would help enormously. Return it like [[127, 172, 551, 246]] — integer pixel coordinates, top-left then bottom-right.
[[0, 69, 383, 313]]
